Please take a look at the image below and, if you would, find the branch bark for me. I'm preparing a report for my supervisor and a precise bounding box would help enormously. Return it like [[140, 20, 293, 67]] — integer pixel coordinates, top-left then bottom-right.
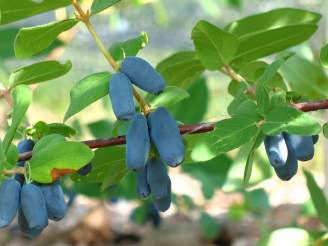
[[17, 98, 328, 162]]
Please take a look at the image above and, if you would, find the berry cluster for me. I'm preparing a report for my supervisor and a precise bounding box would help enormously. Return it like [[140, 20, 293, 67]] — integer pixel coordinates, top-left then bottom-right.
[[264, 134, 318, 180], [0, 140, 67, 237], [109, 57, 185, 212]]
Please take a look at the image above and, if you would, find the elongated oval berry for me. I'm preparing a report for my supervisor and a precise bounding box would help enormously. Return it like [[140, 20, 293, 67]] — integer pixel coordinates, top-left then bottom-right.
[[284, 134, 314, 161], [274, 135, 298, 181], [18, 208, 43, 238], [0, 179, 21, 228], [109, 72, 135, 120], [137, 167, 151, 198], [21, 183, 48, 230], [77, 163, 93, 176], [121, 56, 165, 94], [126, 114, 150, 171], [153, 181, 171, 212], [312, 135, 319, 144], [148, 107, 185, 167], [147, 158, 171, 199], [264, 134, 288, 167], [15, 139, 35, 184], [37, 182, 67, 221]]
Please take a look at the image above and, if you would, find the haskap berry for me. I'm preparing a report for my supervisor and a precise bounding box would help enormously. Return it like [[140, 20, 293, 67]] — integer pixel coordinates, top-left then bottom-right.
[[109, 72, 136, 120], [77, 162, 93, 176], [146, 158, 171, 199], [0, 179, 21, 228], [18, 208, 43, 238], [121, 56, 165, 95], [126, 113, 150, 171], [137, 167, 151, 199], [265, 133, 317, 181], [147, 107, 185, 167], [20, 183, 48, 230], [15, 139, 35, 184], [283, 134, 314, 161], [37, 181, 67, 221], [264, 134, 288, 168]]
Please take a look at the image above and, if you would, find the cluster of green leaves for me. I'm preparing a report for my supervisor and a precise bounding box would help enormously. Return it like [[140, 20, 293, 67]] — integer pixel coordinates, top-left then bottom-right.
[[1, 3, 328, 239], [0, 0, 124, 183], [157, 8, 327, 185]]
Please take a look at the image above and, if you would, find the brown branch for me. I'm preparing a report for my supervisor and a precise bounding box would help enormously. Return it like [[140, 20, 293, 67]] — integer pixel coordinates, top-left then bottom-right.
[[292, 99, 328, 112], [18, 123, 216, 161], [16, 98, 328, 162]]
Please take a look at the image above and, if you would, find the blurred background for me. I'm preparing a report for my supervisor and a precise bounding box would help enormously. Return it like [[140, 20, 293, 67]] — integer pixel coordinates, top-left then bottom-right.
[[1, 0, 328, 245]]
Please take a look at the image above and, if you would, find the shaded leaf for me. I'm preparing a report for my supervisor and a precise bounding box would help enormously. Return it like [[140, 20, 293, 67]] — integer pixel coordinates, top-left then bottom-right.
[[108, 32, 148, 61], [280, 55, 328, 99], [30, 141, 94, 183], [261, 106, 321, 136], [9, 60, 72, 86], [192, 20, 239, 70], [0, 0, 71, 25], [243, 130, 264, 185], [3, 85, 32, 153], [304, 169, 328, 228], [156, 51, 205, 88], [15, 19, 78, 59], [226, 8, 320, 37], [172, 77, 208, 123], [320, 43, 328, 67], [232, 24, 318, 64], [91, 0, 121, 14], [146, 86, 189, 108], [71, 146, 127, 189], [64, 72, 111, 122]]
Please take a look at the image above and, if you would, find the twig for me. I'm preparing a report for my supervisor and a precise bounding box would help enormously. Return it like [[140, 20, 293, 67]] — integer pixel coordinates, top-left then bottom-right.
[[18, 123, 216, 161], [70, 0, 151, 114]]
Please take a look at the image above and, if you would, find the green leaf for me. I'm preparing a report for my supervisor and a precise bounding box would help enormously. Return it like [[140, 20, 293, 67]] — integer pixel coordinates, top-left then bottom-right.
[[304, 169, 328, 228], [30, 141, 94, 183], [46, 123, 76, 137], [64, 72, 111, 122], [0, 0, 71, 25], [14, 19, 78, 59], [108, 32, 148, 61], [156, 51, 205, 88], [320, 43, 328, 67], [192, 20, 239, 70], [256, 86, 270, 115], [257, 57, 290, 86], [280, 55, 328, 99], [323, 123, 328, 139], [182, 155, 232, 200], [261, 106, 321, 136], [226, 8, 321, 37], [32, 134, 66, 154], [9, 60, 72, 87], [91, 0, 121, 14], [199, 116, 258, 156], [146, 86, 189, 108], [232, 24, 318, 64], [3, 85, 32, 153], [172, 77, 208, 123], [200, 212, 220, 239], [6, 144, 18, 166], [71, 146, 127, 189], [238, 61, 287, 90], [0, 27, 64, 60], [243, 130, 264, 185], [87, 120, 113, 139]]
